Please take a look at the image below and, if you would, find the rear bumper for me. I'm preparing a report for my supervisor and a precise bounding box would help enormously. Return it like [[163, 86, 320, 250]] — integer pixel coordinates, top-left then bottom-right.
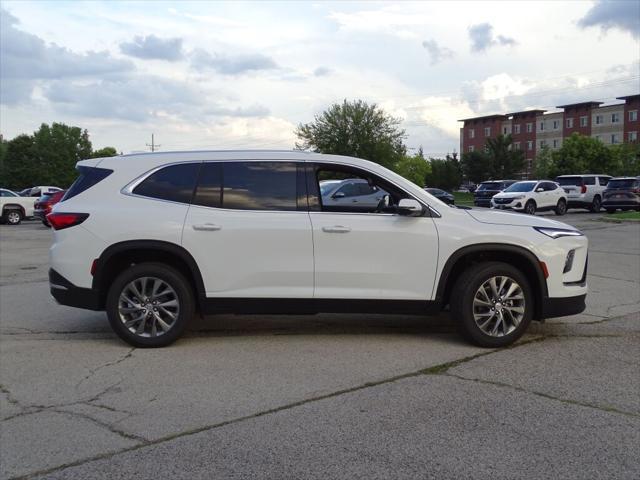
[[49, 269, 102, 311], [541, 294, 586, 319], [567, 200, 591, 208], [602, 199, 640, 208]]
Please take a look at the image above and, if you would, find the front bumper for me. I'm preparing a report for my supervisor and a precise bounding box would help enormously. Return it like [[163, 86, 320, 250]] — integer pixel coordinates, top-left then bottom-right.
[[49, 269, 102, 311], [541, 294, 586, 318]]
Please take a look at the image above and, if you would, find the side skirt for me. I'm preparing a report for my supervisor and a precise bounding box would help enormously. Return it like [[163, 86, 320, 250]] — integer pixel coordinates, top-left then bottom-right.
[[201, 298, 441, 316]]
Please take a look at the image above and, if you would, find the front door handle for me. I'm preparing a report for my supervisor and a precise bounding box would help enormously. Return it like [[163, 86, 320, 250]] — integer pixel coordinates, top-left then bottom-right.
[[322, 225, 351, 233], [193, 223, 222, 231]]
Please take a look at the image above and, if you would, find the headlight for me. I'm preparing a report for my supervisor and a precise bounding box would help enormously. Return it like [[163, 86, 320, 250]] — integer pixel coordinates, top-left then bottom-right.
[[534, 227, 583, 239]]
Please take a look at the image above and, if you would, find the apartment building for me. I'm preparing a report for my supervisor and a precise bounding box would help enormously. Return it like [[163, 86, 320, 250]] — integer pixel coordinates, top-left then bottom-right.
[[459, 94, 639, 177]]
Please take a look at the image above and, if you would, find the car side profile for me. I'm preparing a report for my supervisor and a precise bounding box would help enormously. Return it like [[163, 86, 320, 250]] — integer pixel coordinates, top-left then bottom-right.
[[491, 180, 567, 215], [555, 174, 611, 212], [0, 188, 35, 225], [48, 151, 588, 348]]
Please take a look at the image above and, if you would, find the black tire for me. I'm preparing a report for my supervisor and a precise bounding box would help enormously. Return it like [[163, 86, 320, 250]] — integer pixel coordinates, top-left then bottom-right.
[[106, 262, 195, 347], [524, 200, 536, 215], [450, 261, 533, 348], [605, 208, 615, 214], [554, 199, 567, 216], [2, 209, 23, 225], [42, 219, 51, 228], [590, 196, 601, 213]]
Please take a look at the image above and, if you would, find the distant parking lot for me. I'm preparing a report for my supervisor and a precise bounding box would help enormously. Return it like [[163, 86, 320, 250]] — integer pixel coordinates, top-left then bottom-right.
[[1, 213, 639, 479]]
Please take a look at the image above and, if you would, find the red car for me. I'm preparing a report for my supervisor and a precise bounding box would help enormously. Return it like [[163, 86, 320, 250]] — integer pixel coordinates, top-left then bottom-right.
[[34, 190, 66, 227]]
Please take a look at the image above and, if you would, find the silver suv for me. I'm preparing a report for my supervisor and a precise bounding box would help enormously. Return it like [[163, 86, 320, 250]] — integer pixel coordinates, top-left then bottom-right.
[[320, 178, 389, 212], [555, 174, 611, 212]]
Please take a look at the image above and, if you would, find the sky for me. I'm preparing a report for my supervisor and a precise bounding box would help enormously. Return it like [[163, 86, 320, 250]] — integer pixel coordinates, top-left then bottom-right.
[[0, 0, 639, 156]]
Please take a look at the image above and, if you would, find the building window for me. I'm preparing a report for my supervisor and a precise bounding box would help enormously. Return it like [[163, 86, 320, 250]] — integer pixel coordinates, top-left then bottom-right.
[[553, 120, 559, 130], [611, 134, 619, 144], [629, 131, 638, 142], [553, 139, 559, 148], [630, 110, 638, 122], [468, 145, 474, 152], [594, 135, 601, 142], [595, 115, 603, 125], [611, 113, 620, 123], [580, 116, 588, 127], [540, 140, 546, 148], [514, 124, 521, 134], [527, 159, 533, 170], [513, 142, 520, 150], [526, 123, 533, 133], [527, 140, 533, 150], [503, 126, 510, 135], [484, 127, 491, 137], [469, 129, 475, 139], [566, 118, 574, 128], [539, 122, 544, 131]]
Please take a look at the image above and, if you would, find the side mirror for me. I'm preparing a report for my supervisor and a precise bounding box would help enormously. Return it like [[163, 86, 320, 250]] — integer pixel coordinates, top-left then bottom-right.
[[535, 188, 544, 192], [332, 192, 345, 199], [397, 198, 423, 216]]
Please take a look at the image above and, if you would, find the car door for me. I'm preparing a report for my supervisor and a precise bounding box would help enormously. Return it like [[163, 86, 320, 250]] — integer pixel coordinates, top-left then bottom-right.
[[307, 162, 439, 300], [542, 182, 561, 207], [182, 161, 314, 298]]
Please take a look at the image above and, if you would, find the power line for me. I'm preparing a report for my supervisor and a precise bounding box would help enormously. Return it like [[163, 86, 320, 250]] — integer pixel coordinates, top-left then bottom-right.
[[146, 133, 161, 152]]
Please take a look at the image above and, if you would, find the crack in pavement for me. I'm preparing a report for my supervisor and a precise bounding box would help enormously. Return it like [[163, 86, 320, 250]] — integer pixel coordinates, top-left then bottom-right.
[[75, 348, 135, 389], [50, 408, 148, 444]]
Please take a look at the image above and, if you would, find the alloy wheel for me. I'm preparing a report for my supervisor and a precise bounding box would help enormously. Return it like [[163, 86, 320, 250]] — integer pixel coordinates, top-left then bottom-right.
[[472, 276, 525, 337], [118, 276, 180, 337], [7, 211, 21, 224]]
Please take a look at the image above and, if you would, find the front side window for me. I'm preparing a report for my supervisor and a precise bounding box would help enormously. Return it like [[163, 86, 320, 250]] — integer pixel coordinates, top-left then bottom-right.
[[132, 163, 200, 204]]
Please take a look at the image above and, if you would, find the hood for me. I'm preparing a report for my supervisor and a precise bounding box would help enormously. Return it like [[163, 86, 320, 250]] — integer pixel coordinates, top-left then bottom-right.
[[494, 191, 529, 198], [465, 208, 573, 229]]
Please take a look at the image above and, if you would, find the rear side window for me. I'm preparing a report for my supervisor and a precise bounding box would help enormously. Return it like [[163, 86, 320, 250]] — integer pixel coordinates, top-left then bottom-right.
[[63, 167, 113, 201], [556, 177, 583, 186], [133, 163, 200, 204], [598, 176, 610, 186], [193, 163, 222, 208], [584, 177, 596, 185], [221, 162, 298, 211]]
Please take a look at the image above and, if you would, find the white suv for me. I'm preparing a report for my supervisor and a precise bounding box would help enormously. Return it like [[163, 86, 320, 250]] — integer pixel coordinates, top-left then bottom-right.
[[491, 180, 567, 215], [555, 175, 611, 212], [48, 151, 588, 348]]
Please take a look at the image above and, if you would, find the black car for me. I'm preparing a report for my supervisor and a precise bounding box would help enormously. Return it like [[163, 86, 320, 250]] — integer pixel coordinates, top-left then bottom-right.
[[425, 188, 455, 205], [602, 176, 640, 213], [473, 180, 517, 207]]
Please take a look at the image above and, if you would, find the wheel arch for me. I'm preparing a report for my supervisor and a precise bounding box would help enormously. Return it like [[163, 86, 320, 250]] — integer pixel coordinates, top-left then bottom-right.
[[435, 243, 548, 320], [2, 203, 26, 215], [92, 240, 206, 311]]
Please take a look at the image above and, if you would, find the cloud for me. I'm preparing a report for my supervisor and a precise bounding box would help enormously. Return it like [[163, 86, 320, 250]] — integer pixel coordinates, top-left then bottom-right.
[[120, 34, 184, 61], [313, 66, 332, 77], [468, 23, 517, 52], [190, 49, 278, 75], [421, 39, 455, 65], [578, 0, 640, 38], [0, 8, 132, 105]]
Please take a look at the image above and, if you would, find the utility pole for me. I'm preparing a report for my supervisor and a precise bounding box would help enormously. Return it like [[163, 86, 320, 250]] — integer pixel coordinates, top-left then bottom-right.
[[146, 134, 160, 152]]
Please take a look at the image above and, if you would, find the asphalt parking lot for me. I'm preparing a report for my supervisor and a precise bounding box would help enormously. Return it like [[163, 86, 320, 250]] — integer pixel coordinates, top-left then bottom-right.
[[1, 212, 639, 480]]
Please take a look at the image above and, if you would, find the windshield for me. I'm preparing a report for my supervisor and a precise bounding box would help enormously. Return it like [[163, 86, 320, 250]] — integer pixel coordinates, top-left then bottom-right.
[[319, 181, 340, 196], [556, 177, 583, 186], [504, 182, 536, 193], [607, 179, 637, 189], [477, 182, 501, 190]]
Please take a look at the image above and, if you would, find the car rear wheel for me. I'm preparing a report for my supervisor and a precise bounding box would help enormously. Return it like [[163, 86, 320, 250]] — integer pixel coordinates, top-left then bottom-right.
[[554, 199, 567, 216], [450, 262, 533, 348], [524, 200, 536, 215], [106, 263, 195, 347], [590, 196, 601, 213], [3, 209, 23, 225]]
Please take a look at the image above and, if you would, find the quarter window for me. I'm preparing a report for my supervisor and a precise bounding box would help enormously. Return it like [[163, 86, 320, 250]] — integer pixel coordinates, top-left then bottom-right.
[[132, 163, 200, 204]]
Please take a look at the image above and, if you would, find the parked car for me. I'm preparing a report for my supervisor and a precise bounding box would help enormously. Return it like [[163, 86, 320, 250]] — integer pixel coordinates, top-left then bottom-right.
[[25, 186, 63, 197], [320, 178, 389, 212], [17, 188, 32, 196], [491, 180, 567, 215], [425, 188, 455, 205], [473, 180, 517, 207], [0, 188, 35, 225], [35, 190, 66, 226], [602, 176, 640, 213], [555, 175, 611, 212], [49, 151, 587, 349]]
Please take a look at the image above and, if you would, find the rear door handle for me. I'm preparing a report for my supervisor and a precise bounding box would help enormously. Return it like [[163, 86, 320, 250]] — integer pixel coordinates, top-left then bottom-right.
[[193, 223, 222, 231], [322, 225, 351, 233]]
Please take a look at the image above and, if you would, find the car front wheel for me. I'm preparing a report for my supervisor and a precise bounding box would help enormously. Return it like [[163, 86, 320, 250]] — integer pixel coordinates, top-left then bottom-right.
[[106, 263, 195, 347], [524, 200, 536, 215], [450, 262, 533, 347]]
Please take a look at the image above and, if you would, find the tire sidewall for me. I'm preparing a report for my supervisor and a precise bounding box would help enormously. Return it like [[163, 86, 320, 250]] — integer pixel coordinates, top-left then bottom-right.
[[106, 263, 194, 347], [591, 196, 601, 212], [525, 200, 536, 215], [555, 199, 566, 216], [452, 262, 534, 348], [5, 210, 22, 225]]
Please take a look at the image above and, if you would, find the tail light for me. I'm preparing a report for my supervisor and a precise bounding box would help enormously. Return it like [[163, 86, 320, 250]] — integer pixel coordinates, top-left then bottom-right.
[[580, 185, 587, 194], [46, 212, 89, 230]]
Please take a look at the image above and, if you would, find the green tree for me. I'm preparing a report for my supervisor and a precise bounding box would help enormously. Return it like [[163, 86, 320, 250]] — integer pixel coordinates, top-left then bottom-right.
[[393, 153, 431, 186], [295, 99, 406, 169], [426, 153, 463, 191], [1, 134, 37, 190], [485, 134, 524, 178], [608, 143, 640, 176], [91, 146, 118, 158], [461, 150, 493, 183], [553, 132, 612, 174], [534, 146, 556, 179]]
